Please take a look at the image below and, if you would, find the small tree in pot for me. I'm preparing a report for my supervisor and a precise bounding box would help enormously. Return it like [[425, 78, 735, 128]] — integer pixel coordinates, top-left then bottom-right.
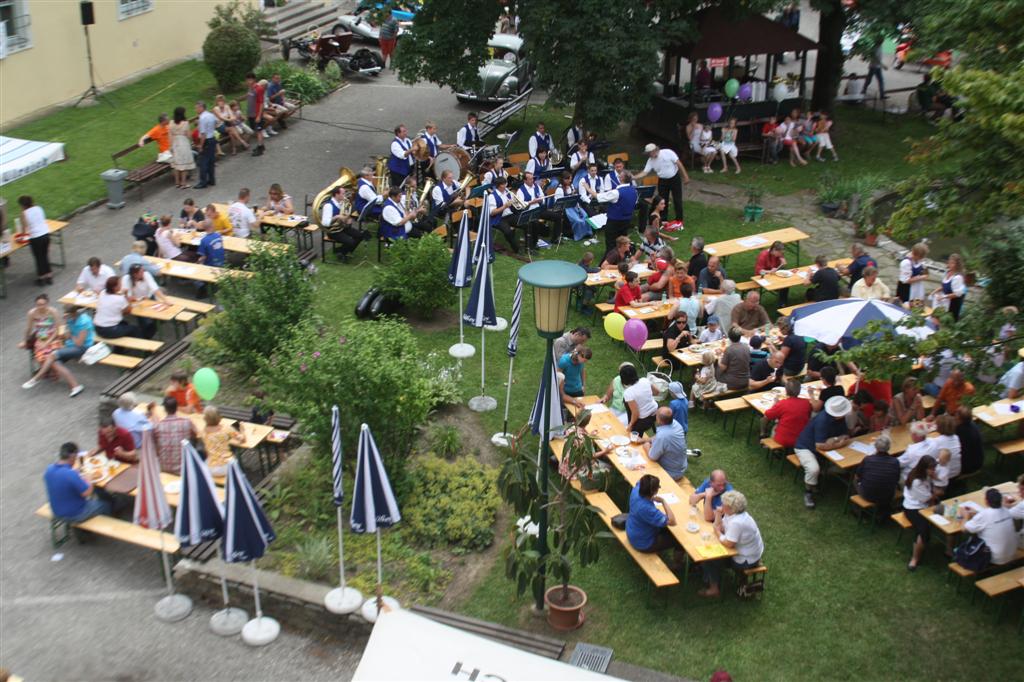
[[498, 414, 608, 631]]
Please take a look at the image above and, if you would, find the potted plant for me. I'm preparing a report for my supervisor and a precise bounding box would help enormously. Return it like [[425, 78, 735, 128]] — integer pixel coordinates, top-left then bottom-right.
[[498, 415, 608, 631]]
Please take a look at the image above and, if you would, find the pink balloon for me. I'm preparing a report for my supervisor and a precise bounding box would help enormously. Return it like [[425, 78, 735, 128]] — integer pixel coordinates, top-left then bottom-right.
[[707, 102, 723, 123], [623, 319, 649, 351]]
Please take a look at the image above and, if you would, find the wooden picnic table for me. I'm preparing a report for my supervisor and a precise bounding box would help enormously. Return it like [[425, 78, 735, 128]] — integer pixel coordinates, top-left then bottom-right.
[[751, 258, 852, 293], [671, 325, 781, 367], [133, 403, 274, 451], [176, 229, 287, 256], [743, 374, 860, 415], [1, 219, 70, 297], [58, 290, 184, 322], [584, 266, 655, 288], [923, 481, 1015, 537], [551, 397, 736, 575], [973, 398, 1024, 429], [620, 298, 677, 323], [141, 255, 251, 284], [83, 460, 226, 507], [210, 203, 311, 231], [703, 227, 809, 262]]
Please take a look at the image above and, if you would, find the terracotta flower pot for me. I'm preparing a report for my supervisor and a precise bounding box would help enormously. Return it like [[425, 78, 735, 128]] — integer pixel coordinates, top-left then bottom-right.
[[864, 233, 878, 246], [544, 585, 587, 631]]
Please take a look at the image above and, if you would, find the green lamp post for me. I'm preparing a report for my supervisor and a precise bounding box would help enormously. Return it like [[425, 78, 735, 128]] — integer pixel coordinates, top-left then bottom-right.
[[517, 260, 586, 611]]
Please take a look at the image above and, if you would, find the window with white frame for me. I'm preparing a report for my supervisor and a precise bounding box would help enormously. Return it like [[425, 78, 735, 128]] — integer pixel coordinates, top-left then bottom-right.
[[0, 0, 32, 55], [118, 0, 154, 20]]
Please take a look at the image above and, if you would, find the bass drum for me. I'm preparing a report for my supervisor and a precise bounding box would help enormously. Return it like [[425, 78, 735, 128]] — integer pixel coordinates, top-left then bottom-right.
[[435, 148, 470, 180]]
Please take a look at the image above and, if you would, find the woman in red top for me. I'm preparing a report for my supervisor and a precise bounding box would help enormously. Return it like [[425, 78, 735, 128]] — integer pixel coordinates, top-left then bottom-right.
[[614, 271, 642, 314], [755, 241, 786, 276], [762, 378, 811, 447]]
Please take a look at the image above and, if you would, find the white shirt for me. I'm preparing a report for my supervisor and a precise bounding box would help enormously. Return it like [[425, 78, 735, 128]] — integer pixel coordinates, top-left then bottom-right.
[[931, 433, 961, 479], [721, 512, 764, 565], [898, 257, 927, 301], [525, 157, 549, 176], [358, 181, 380, 205], [380, 202, 411, 233], [964, 507, 1017, 565], [390, 137, 413, 168], [228, 200, 257, 238], [596, 184, 632, 204], [456, 125, 479, 148], [570, 150, 595, 171], [431, 182, 459, 206], [898, 438, 937, 484], [77, 264, 116, 293], [902, 478, 933, 510], [155, 228, 182, 260], [999, 362, 1024, 398], [623, 378, 658, 419], [518, 183, 543, 205], [22, 205, 48, 238], [553, 185, 576, 200], [851, 278, 891, 300], [578, 174, 602, 203], [94, 292, 128, 327], [643, 149, 681, 179], [421, 132, 441, 156], [492, 189, 514, 218], [121, 272, 161, 300], [602, 172, 620, 192], [528, 133, 553, 158], [938, 273, 966, 309], [321, 198, 347, 225]]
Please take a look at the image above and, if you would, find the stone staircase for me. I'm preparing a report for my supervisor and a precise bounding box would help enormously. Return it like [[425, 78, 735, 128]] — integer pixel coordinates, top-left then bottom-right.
[[264, 0, 342, 43]]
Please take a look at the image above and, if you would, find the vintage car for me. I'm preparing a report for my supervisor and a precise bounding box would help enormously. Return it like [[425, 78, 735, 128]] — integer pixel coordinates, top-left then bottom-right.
[[455, 34, 532, 104]]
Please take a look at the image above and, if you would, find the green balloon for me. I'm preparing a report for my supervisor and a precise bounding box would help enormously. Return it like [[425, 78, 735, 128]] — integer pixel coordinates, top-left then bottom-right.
[[193, 367, 220, 401], [724, 78, 740, 98]]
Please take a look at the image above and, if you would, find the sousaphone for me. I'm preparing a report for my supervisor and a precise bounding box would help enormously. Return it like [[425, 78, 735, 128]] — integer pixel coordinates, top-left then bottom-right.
[[311, 166, 357, 229]]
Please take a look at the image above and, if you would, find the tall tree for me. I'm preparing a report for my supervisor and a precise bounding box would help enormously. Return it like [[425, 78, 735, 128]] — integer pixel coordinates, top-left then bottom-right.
[[809, 0, 847, 110]]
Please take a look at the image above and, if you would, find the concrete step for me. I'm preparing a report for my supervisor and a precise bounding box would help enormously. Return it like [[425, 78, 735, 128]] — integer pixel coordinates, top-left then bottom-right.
[[275, 6, 340, 41]]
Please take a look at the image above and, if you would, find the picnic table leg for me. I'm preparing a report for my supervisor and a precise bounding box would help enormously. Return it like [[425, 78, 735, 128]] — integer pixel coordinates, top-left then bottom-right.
[[682, 555, 690, 588], [53, 231, 67, 268]]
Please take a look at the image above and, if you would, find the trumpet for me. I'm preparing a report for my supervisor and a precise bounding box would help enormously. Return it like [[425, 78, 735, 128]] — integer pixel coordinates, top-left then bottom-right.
[[508, 190, 527, 211]]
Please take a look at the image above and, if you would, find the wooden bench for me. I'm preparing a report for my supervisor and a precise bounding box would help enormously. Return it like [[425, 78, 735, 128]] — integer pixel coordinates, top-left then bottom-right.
[[995, 438, 1024, 466], [410, 604, 565, 659], [163, 295, 215, 315], [947, 548, 1024, 594], [759, 436, 791, 472], [111, 139, 170, 201], [735, 280, 760, 292], [735, 564, 768, 599], [891, 511, 913, 544], [97, 353, 143, 371], [101, 337, 165, 354], [974, 566, 1024, 620], [586, 492, 679, 588], [845, 494, 882, 528], [35, 503, 179, 553], [101, 337, 191, 402], [785, 453, 803, 483], [715, 396, 751, 436]]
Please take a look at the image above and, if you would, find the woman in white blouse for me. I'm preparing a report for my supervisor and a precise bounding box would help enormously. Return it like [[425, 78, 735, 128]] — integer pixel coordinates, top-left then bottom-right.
[[18, 195, 52, 284], [931, 253, 967, 321], [903, 455, 938, 571], [94, 276, 144, 340], [897, 242, 929, 304], [699, 490, 765, 598], [155, 216, 195, 262]]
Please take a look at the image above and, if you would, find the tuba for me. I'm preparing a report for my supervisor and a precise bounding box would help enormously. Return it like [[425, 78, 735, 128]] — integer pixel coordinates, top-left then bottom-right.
[[374, 156, 389, 197], [312, 166, 356, 229], [548, 147, 563, 165]]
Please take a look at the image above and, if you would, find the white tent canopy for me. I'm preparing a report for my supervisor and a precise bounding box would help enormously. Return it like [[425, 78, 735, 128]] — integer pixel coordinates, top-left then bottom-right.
[[0, 135, 66, 186], [353, 609, 621, 682]]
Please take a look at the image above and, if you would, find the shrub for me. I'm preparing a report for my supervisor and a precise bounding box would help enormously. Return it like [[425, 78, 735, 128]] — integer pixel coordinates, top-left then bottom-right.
[[374, 235, 457, 315], [254, 60, 340, 104], [974, 219, 1024, 308], [258, 317, 460, 464], [207, 1, 275, 39], [294, 535, 336, 582], [402, 456, 498, 552], [196, 241, 314, 372], [203, 23, 262, 93], [428, 423, 463, 460]]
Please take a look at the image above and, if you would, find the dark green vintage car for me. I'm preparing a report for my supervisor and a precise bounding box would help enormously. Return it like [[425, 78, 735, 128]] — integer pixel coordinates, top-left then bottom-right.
[[455, 34, 532, 104]]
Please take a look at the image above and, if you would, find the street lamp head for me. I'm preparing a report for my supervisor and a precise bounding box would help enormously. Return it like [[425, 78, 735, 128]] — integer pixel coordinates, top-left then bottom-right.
[[518, 261, 586, 338]]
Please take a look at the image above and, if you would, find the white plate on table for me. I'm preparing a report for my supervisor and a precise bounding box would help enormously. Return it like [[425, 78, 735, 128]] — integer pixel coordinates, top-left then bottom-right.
[[686, 522, 700, 533], [776, 269, 793, 278], [609, 435, 630, 447], [164, 481, 182, 495]]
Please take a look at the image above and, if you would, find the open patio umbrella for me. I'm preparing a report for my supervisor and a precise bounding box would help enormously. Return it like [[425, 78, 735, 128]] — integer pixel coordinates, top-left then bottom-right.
[[174, 440, 247, 636], [223, 459, 278, 646], [789, 297, 912, 346], [464, 222, 499, 412], [529, 354, 566, 468], [135, 428, 193, 622], [492, 278, 524, 447], [448, 210, 476, 359], [350, 423, 402, 623], [324, 405, 363, 615]]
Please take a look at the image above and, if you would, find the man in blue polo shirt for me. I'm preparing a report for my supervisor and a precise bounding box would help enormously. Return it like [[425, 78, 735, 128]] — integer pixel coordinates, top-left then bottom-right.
[[642, 407, 688, 481], [44, 442, 111, 522], [626, 474, 677, 553], [197, 219, 225, 267], [689, 469, 734, 521]]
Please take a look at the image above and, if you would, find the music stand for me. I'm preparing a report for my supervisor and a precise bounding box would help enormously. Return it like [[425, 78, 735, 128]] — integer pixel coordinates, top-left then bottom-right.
[[514, 206, 542, 259], [551, 195, 580, 212], [637, 185, 657, 200], [468, 184, 492, 199]]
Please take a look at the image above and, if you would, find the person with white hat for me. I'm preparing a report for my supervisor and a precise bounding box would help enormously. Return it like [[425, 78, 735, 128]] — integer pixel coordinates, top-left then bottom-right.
[[667, 381, 689, 433], [635, 143, 690, 223], [792, 395, 853, 509]]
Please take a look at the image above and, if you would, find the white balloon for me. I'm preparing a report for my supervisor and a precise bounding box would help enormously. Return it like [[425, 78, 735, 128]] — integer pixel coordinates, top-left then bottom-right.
[[773, 83, 791, 102]]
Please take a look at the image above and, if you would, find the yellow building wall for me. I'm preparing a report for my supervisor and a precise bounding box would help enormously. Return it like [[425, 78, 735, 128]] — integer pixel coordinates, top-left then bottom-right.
[[1, 0, 257, 124]]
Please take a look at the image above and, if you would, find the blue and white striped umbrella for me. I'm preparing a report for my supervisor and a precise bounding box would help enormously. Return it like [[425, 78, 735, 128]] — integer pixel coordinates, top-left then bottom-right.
[[472, 195, 494, 264], [350, 424, 401, 534], [506, 278, 523, 358], [790, 297, 910, 346], [174, 441, 224, 546], [448, 210, 474, 288], [331, 405, 345, 506], [463, 238, 497, 328], [222, 459, 276, 564], [530, 357, 565, 437]]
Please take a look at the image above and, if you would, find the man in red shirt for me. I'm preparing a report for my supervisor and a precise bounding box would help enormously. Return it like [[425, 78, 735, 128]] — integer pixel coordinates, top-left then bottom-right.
[[89, 417, 138, 463], [762, 378, 811, 446], [754, 240, 788, 304], [614, 271, 642, 314], [245, 73, 266, 157]]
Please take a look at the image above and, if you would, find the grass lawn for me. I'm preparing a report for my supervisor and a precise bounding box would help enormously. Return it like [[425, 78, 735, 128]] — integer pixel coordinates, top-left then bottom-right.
[[307, 198, 1020, 681], [494, 102, 933, 198], [0, 60, 241, 218]]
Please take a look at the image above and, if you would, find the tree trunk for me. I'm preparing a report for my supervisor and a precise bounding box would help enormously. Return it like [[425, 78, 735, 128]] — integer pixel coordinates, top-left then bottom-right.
[[811, 0, 846, 111]]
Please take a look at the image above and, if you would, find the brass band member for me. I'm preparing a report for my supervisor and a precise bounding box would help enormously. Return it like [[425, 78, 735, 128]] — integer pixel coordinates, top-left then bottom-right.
[[586, 170, 639, 254], [456, 112, 481, 149], [528, 122, 554, 158], [322, 186, 370, 260], [387, 124, 415, 188], [577, 163, 604, 216], [569, 140, 595, 174], [483, 155, 508, 186], [487, 176, 521, 254], [418, 121, 449, 179], [430, 169, 465, 218], [400, 176, 434, 235], [525, 147, 551, 176], [380, 186, 425, 241], [552, 171, 592, 242], [354, 166, 383, 217], [516, 170, 548, 248]]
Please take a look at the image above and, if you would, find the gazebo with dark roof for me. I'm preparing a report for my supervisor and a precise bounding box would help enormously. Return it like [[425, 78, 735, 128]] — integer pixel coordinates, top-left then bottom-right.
[[638, 7, 819, 143]]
